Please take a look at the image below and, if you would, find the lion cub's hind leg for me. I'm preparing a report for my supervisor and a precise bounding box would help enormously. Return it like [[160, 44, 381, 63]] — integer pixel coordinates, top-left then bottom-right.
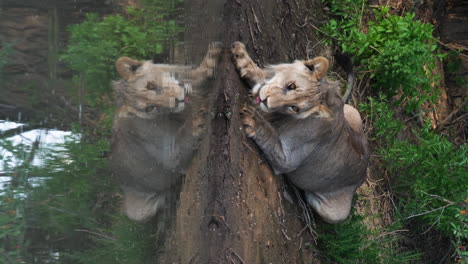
[[344, 104, 364, 133], [306, 186, 357, 224], [231, 42, 266, 95]]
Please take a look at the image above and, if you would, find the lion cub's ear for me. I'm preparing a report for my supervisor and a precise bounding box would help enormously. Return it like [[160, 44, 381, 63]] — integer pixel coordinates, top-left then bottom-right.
[[116, 57, 143, 80], [304, 56, 329, 80]]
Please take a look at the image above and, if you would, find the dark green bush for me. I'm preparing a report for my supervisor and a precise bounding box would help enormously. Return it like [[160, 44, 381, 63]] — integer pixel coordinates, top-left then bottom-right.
[[323, 2, 442, 112]]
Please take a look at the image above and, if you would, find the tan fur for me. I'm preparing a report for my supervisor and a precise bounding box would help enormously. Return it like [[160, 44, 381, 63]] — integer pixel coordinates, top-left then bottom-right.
[[343, 104, 363, 133], [116, 57, 143, 80], [304, 56, 329, 80], [232, 42, 334, 119]]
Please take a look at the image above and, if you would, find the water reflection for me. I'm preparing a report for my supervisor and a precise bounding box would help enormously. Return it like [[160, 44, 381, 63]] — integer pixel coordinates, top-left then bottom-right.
[[0, 123, 80, 172], [1, 0, 224, 262], [111, 43, 220, 222], [0, 123, 80, 200]]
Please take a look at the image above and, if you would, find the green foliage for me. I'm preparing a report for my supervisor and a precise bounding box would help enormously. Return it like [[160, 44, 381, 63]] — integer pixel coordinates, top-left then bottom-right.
[[318, 211, 419, 264], [359, 95, 403, 144], [0, 138, 39, 263], [323, 0, 465, 260], [0, 179, 27, 263], [27, 133, 168, 264], [0, 126, 164, 263], [446, 50, 467, 88], [71, 216, 161, 264], [0, 132, 113, 263], [0, 41, 14, 86], [61, 0, 183, 100], [453, 206, 468, 263], [384, 125, 467, 261], [28, 135, 112, 235], [323, 2, 442, 112], [360, 97, 468, 261], [0, 42, 13, 70]]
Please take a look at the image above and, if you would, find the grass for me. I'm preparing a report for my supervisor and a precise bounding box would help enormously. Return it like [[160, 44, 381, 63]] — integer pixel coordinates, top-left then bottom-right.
[[317, 210, 420, 264], [360, 96, 467, 262]]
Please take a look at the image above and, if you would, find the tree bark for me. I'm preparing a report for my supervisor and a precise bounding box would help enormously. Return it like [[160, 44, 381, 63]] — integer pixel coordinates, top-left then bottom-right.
[[159, 0, 328, 262]]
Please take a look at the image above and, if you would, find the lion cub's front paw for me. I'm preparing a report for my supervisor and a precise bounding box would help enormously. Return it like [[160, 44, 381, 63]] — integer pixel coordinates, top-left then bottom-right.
[[231, 41, 246, 58], [231, 42, 249, 72], [240, 105, 257, 138]]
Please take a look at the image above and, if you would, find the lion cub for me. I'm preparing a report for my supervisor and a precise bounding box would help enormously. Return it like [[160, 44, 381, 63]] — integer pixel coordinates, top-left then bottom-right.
[[232, 41, 369, 223], [111, 43, 220, 222]]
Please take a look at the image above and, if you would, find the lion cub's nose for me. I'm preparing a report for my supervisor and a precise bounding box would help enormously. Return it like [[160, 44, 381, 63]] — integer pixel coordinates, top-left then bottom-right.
[[256, 96, 268, 104]]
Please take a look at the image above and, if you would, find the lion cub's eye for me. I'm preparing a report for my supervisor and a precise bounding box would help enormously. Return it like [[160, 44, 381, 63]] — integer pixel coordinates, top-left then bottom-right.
[[144, 105, 156, 113], [146, 82, 161, 93], [289, 106, 300, 113], [286, 82, 296, 90]]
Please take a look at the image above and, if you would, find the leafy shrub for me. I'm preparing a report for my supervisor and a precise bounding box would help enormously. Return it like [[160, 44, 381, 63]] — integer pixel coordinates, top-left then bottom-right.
[[323, 2, 442, 112]]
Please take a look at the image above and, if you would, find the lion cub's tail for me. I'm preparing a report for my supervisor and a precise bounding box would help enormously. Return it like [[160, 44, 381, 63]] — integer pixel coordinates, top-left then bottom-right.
[[334, 53, 355, 104]]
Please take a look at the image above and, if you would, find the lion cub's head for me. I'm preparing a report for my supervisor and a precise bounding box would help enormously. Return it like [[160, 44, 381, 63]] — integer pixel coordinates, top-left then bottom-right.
[[256, 57, 335, 119], [114, 57, 188, 118]]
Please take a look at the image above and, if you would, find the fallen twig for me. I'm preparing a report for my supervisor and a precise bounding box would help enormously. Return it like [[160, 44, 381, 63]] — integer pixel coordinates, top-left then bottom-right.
[[308, 23, 338, 41], [437, 40, 468, 59], [405, 191, 455, 220], [229, 248, 245, 264], [74, 229, 115, 241], [250, 6, 262, 33], [282, 228, 292, 240], [245, 10, 256, 46], [242, 141, 255, 153], [291, 185, 318, 243], [436, 101, 467, 131]]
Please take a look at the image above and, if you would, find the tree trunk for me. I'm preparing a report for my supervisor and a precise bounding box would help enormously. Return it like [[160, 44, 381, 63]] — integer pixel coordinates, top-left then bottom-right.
[[159, 0, 328, 262]]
